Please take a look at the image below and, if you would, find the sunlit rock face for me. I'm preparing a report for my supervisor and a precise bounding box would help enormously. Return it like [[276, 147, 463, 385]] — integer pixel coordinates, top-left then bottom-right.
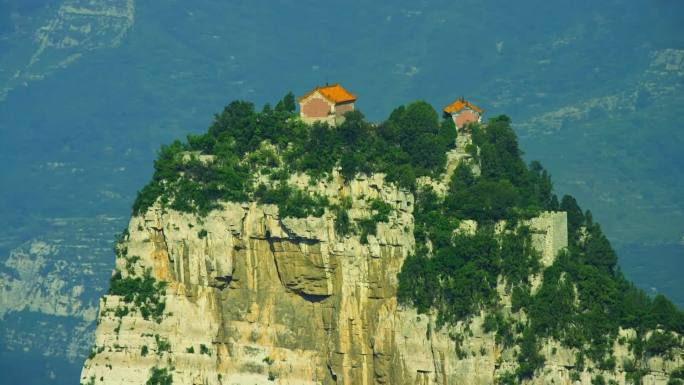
[[80, 173, 681, 385]]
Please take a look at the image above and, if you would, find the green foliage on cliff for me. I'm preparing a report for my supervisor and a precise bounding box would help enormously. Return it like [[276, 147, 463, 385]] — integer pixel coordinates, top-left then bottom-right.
[[131, 94, 455, 216], [254, 184, 329, 218], [516, 329, 546, 379], [527, 197, 684, 365], [397, 117, 555, 333], [396, 112, 684, 379], [446, 118, 558, 222], [357, 198, 394, 244], [131, 139, 252, 216], [109, 270, 167, 322], [644, 331, 680, 357], [146, 367, 172, 385], [154, 335, 171, 356], [199, 344, 211, 356], [332, 197, 353, 236], [398, 223, 541, 327]]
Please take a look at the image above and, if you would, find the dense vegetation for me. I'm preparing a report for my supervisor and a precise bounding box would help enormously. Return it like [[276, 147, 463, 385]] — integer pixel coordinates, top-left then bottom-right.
[[132, 93, 455, 216], [526, 195, 684, 370], [130, 94, 683, 381], [398, 113, 557, 332], [449, 116, 557, 222], [394, 112, 684, 381], [397, 198, 542, 328]]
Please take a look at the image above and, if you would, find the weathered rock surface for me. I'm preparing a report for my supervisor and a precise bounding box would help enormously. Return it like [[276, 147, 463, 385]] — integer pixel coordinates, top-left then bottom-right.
[[0, 0, 135, 102], [80, 174, 681, 385]]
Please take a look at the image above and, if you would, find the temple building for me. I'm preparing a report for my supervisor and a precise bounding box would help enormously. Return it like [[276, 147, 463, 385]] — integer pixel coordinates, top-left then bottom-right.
[[443, 97, 484, 129], [298, 83, 356, 126]]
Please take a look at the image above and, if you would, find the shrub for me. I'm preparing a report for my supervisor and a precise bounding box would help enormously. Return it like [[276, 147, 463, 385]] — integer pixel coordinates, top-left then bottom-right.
[[200, 344, 211, 356], [255, 184, 328, 218], [624, 358, 648, 385], [124, 255, 140, 274], [570, 371, 581, 382], [114, 306, 129, 318], [592, 374, 606, 385], [155, 335, 170, 355], [497, 371, 517, 385], [109, 270, 167, 322], [644, 331, 680, 357], [515, 329, 545, 380], [483, 312, 499, 333], [146, 367, 172, 385], [333, 204, 352, 236]]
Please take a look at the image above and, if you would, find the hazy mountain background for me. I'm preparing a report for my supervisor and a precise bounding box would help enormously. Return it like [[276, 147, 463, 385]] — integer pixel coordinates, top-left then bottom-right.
[[0, 0, 682, 383]]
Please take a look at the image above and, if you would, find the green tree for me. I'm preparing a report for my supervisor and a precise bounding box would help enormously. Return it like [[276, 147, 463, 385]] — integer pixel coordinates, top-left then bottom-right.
[[473, 115, 526, 184], [648, 295, 684, 333], [448, 179, 519, 222], [526, 161, 556, 210], [644, 331, 679, 356], [618, 280, 651, 329], [560, 195, 585, 240], [438, 117, 457, 150], [207, 100, 258, 155], [384, 101, 449, 176], [582, 223, 618, 273], [275, 92, 296, 113], [449, 162, 475, 192], [338, 110, 368, 145], [516, 328, 545, 379]]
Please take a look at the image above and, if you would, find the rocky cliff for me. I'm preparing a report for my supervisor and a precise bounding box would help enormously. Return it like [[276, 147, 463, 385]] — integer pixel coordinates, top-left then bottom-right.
[[80, 169, 681, 385]]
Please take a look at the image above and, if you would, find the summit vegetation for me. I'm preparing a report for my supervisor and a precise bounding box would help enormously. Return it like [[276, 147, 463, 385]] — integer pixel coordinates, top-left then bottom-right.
[[131, 93, 683, 383], [132, 92, 457, 216]]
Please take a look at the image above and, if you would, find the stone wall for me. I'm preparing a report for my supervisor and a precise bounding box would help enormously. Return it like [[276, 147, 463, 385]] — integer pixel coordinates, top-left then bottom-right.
[[524, 210, 568, 267]]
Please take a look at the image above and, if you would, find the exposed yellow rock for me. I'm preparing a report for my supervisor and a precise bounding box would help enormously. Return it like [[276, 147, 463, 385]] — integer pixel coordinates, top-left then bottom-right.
[[80, 174, 681, 385]]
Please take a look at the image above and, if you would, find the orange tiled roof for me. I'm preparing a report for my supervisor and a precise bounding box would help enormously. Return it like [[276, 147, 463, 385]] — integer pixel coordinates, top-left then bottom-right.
[[443, 98, 484, 114], [299, 83, 357, 104]]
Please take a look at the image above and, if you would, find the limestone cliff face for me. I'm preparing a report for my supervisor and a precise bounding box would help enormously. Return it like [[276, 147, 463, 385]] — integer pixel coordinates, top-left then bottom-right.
[[80, 173, 681, 385]]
